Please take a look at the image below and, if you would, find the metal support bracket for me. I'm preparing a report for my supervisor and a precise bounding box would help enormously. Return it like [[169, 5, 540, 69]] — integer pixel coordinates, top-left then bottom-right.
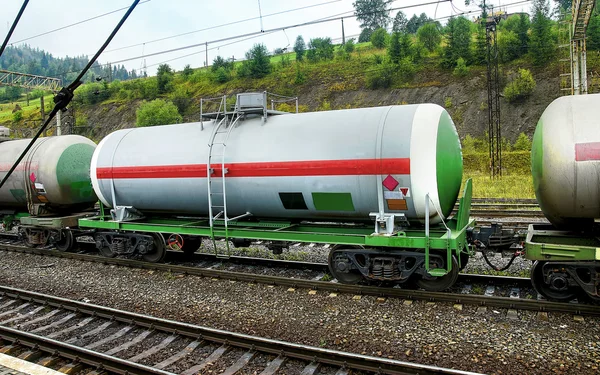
[[369, 212, 401, 235], [110, 206, 144, 222]]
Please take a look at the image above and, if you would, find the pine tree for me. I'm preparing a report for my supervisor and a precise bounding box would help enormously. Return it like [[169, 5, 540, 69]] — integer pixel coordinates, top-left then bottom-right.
[[388, 32, 401, 64], [530, 0, 554, 65]]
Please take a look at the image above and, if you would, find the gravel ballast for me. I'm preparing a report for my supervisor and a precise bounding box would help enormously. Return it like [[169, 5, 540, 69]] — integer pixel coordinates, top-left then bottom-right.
[[0, 251, 598, 374]]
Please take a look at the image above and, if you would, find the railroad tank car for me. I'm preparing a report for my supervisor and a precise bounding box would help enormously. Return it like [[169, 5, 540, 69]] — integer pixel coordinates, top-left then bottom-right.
[[90, 104, 463, 226], [526, 94, 600, 302], [531, 94, 600, 229], [0, 135, 97, 211]]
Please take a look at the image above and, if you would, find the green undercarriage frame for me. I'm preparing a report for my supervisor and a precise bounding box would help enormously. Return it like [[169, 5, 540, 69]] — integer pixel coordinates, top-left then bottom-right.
[[525, 224, 600, 262], [78, 180, 474, 276]]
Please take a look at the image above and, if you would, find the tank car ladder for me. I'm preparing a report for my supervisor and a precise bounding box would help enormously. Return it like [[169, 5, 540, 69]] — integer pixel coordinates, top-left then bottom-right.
[[206, 98, 244, 258]]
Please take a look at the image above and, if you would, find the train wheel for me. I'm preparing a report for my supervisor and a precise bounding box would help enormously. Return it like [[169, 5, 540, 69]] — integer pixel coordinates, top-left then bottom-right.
[[55, 230, 75, 252], [328, 246, 365, 284], [530, 261, 576, 302], [142, 233, 166, 263], [181, 237, 203, 255], [416, 255, 459, 292], [99, 245, 115, 258]]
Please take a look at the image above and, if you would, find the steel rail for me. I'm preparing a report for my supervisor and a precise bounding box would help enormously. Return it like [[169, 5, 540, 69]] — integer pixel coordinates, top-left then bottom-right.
[[0, 243, 595, 316], [0, 325, 174, 375], [0, 285, 481, 375], [180, 251, 533, 288]]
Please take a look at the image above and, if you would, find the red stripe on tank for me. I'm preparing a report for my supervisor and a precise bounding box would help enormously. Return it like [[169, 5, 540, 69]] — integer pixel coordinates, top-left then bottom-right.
[[575, 142, 600, 161], [95, 158, 411, 179]]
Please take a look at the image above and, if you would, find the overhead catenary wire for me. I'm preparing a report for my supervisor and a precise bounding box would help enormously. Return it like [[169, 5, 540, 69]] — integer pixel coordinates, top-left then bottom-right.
[[53, 0, 532, 78], [0, 0, 29, 58], [0, 0, 142, 191], [145, 0, 533, 71], [9, 0, 151, 45], [102, 0, 343, 54], [99, 0, 454, 67]]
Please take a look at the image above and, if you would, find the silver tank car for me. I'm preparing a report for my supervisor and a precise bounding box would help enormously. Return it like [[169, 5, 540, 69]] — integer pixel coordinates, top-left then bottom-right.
[[91, 104, 463, 225], [532, 94, 600, 228], [0, 135, 97, 210]]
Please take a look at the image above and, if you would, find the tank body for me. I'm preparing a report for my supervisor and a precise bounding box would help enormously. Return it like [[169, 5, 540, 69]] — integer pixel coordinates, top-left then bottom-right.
[[532, 94, 600, 228], [0, 135, 97, 210], [91, 104, 463, 225]]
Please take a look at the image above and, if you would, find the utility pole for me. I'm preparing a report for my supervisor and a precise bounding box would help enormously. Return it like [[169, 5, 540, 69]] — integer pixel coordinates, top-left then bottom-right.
[[56, 109, 61, 136], [205, 42, 209, 69], [483, 1, 502, 178], [341, 18, 345, 44], [40, 95, 46, 137]]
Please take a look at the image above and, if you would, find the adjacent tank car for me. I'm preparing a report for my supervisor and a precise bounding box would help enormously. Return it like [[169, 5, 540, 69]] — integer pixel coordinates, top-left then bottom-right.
[[526, 93, 600, 301], [0, 135, 97, 250]]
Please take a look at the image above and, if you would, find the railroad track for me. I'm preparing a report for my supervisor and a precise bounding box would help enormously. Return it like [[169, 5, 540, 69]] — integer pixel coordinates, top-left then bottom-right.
[[0, 285, 480, 375], [452, 198, 544, 218], [0, 242, 597, 317]]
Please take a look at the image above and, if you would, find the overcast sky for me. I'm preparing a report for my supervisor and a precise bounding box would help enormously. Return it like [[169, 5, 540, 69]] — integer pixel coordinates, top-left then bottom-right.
[[2, 0, 533, 76]]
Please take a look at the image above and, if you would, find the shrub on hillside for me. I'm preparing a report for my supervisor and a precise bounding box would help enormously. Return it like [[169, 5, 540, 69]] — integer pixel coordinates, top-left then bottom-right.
[[503, 69, 536, 102], [136, 99, 182, 127], [344, 38, 356, 53], [169, 87, 192, 115], [306, 38, 335, 61], [453, 57, 470, 76], [156, 64, 174, 94], [29, 89, 46, 100], [366, 62, 395, 89], [182, 64, 193, 77], [211, 56, 234, 72], [237, 44, 271, 79], [513, 132, 532, 151], [12, 110, 22, 123], [370, 28, 388, 48], [397, 57, 416, 81], [359, 28, 373, 43], [213, 67, 231, 83]]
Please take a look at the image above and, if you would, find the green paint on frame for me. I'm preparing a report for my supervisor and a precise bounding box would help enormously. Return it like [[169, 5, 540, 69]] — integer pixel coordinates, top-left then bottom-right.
[[312, 192, 355, 211], [436, 110, 463, 217]]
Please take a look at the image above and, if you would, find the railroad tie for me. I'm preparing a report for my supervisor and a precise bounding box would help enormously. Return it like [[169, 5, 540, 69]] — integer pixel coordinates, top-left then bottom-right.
[[0, 305, 44, 325], [128, 334, 177, 362], [154, 340, 203, 370], [300, 361, 321, 375], [259, 355, 287, 375], [16, 309, 60, 328], [65, 320, 113, 344], [47, 316, 94, 339], [104, 329, 154, 356], [0, 303, 29, 319], [181, 344, 229, 375], [221, 350, 256, 375], [30, 313, 76, 334], [85, 325, 133, 350], [0, 300, 15, 310]]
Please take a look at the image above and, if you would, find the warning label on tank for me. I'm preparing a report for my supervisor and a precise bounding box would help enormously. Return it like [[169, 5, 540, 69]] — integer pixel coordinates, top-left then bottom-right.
[[399, 187, 410, 197]]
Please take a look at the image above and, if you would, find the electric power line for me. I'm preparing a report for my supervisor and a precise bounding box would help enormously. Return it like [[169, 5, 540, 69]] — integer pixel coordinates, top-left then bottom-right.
[[0, 0, 29, 58], [103, 0, 453, 67], [9, 0, 151, 45], [102, 0, 342, 54]]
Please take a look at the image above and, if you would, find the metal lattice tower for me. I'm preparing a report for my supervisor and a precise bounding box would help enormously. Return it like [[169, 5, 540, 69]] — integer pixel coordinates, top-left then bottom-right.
[[485, 11, 502, 178], [559, 0, 597, 95], [559, 10, 574, 95], [0, 70, 61, 92]]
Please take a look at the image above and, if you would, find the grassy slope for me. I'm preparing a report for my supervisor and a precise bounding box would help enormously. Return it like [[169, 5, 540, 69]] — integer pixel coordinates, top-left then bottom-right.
[[0, 41, 573, 199]]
